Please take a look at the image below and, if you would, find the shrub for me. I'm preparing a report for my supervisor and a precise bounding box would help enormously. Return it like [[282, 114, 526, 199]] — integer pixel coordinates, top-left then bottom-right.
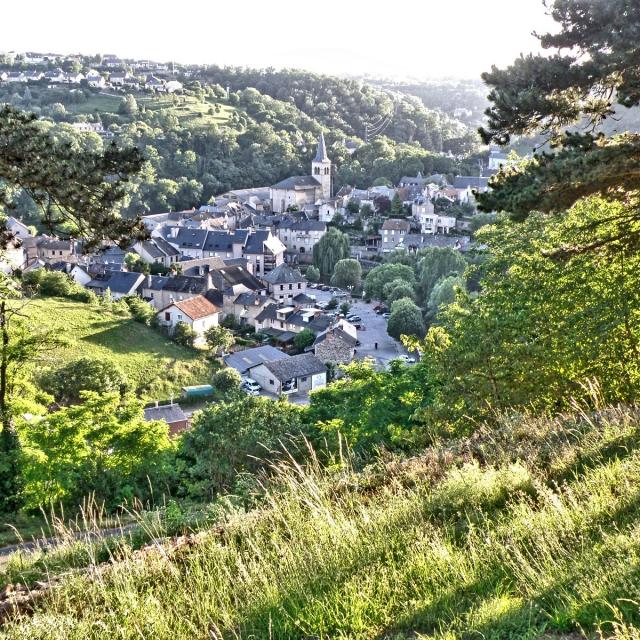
[[40, 357, 129, 404], [212, 367, 242, 394], [173, 322, 197, 348]]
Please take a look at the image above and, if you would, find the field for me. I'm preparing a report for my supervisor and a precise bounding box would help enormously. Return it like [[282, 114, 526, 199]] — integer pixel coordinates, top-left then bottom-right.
[[67, 91, 235, 127], [18, 297, 214, 401], [3, 406, 640, 638]]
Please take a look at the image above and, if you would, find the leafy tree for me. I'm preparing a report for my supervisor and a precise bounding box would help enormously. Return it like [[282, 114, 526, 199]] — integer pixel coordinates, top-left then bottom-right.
[[478, 0, 640, 253], [346, 199, 360, 214], [326, 297, 338, 310], [177, 395, 304, 499], [330, 258, 362, 291], [427, 275, 466, 318], [391, 192, 403, 215], [374, 195, 391, 215], [305, 265, 320, 283], [429, 196, 640, 423], [20, 392, 172, 510], [340, 301, 351, 316], [0, 106, 145, 250], [118, 94, 138, 116], [41, 357, 129, 405], [416, 247, 467, 304], [383, 279, 416, 305], [313, 227, 350, 279], [204, 325, 234, 356], [294, 328, 316, 352], [364, 263, 416, 300], [305, 359, 434, 452], [172, 322, 197, 348], [360, 203, 374, 218], [387, 297, 425, 340], [124, 252, 148, 273], [212, 367, 242, 394]]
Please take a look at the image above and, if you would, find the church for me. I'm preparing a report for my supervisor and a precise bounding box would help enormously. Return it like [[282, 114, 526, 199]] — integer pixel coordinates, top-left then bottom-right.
[[269, 134, 332, 213]]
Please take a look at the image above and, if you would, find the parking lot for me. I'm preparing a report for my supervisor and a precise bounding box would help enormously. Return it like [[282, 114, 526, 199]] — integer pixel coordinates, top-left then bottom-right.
[[308, 286, 409, 368]]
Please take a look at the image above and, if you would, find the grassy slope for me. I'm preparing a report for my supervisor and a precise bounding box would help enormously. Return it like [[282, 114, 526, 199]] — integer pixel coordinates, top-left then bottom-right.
[[20, 297, 213, 400], [67, 92, 235, 128], [3, 406, 640, 638]]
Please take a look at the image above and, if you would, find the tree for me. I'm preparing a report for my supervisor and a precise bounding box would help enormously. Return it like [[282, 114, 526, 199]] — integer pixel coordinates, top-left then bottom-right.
[[177, 395, 304, 499], [427, 275, 466, 317], [0, 106, 145, 251], [477, 0, 640, 254], [20, 392, 172, 510], [294, 328, 315, 352], [340, 301, 351, 316], [364, 263, 416, 300], [204, 325, 234, 356], [391, 192, 403, 215], [387, 297, 425, 341], [313, 227, 350, 279], [346, 199, 360, 214], [326, 297, 338, 310], [118, 94, 138, 116], [330, 259, 362, 291], [374, 195, 391, 215], [124, 252, 148, 273], [173, 322, 197, 348], [416, 247, 467, 305], [305, 265, 320, 283], [41, 357, 129, 405], [212, 367, 242, 394], [383, 279, 416, 305]]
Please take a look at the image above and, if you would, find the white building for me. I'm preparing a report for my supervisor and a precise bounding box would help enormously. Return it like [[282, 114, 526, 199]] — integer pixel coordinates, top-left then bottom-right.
[[157, 295, 221, 346], [411, 199, 457, 234]]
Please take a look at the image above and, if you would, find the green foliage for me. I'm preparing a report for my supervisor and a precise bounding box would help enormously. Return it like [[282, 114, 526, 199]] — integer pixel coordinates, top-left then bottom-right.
[[305, 265, 320, 283], [20, 392, 173, 510], [123, 296, 156, 325], [427, 275, 466, 317], [382, 278, 416, 305], [325, 297, 338, 310], [387, 297, 425, 340], [40, 357, 129, 405], [22, 270, 93, 302], [306, 359, 434, 451], [172, 322, 197, 348], [313, 227, 350, 279], [416, 247, 467, 303], [339, 301, 351, 316], [204, 325, 234, 355], [330, 258, 362, 290], [0, 105, 144, 250], [364, 263, 416, 300], [429, 196, 640, 422], [293, 328, 315, 352], [118, 94, 138, 116], [177, 395, 304, 499], [211, 367, 242, 394]]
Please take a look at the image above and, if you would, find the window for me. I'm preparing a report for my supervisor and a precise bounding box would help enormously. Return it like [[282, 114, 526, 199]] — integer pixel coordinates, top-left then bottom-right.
[[280, 285, 284, 291], [301, 377, 308, 382], [164, 312, 170, 321], [297, 283, 301, 289], [177, 314, 182, 320], [269, 379, 274, 385], [288, 284, 292, 290], [314, 167, 320, 175]]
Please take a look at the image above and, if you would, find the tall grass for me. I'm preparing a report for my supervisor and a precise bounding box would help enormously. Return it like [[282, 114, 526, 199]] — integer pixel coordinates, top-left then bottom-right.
[[2, 406, 640, 639]]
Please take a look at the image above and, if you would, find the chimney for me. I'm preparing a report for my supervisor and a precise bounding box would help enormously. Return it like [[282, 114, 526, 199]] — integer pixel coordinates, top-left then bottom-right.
[[170, 395, 174, 406], [146, 273, 152, 287], [155, 400, 158, 408], [205, 271, 213, 291]]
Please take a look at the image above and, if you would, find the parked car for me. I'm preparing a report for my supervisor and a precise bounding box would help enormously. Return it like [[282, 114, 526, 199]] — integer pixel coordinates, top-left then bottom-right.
[[347, 314, 362, 323], [382, 312, 391, 319], [282, 380, 297, 393], [241, 378, 262, 395], [397, 355, 416, 364]]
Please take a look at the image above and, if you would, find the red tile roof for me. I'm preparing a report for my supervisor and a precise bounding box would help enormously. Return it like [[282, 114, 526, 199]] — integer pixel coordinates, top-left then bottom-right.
[[172, 295, 220, 320]]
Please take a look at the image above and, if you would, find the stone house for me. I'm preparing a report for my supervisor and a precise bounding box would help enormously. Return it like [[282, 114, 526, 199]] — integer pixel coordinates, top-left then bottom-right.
[[313, 327, 357, 366], [157, 295, 221, 346], [250, 353, 327, 395]]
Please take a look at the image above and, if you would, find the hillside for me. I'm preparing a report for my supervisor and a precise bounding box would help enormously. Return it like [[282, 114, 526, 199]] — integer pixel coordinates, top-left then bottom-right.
[[1, 405, 640, 638], [17, 297, 213, 400]]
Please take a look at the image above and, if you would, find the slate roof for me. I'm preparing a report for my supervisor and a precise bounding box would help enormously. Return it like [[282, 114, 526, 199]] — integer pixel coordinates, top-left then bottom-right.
[[243, 230, 271, 254], [40, 239, 72, 250], [403, 234, 471, 251], [224, 345, 289, 374], [212, 265, 264, 292], [262, 263, 305, 285], [313, 132, 329, 162], [234, 292, 271, 306], [453, 176, 490, 190], [313, 327, 358, 348], [292, 292, 316, 305], [270, 175, 321, 190], [381, 219, 411, 232], [86, 270, 144, 294], [153, 236, 180, 257], [278, 220, 326, 232], [144, 403, 187, 424], [169, 295, 220, 320], [263, 353, 326, 381], [140, 240, 166, 259], [143, 275, 209, 294], [171, 228, 208, 249]]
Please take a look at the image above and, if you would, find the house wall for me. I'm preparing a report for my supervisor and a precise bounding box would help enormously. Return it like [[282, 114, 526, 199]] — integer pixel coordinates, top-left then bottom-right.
[[269, 280, 307, 303], [270, 188, 314, 214], [314, 336, 355, 365], [250, 364, 282, 394], [143, 288, 200, 311]]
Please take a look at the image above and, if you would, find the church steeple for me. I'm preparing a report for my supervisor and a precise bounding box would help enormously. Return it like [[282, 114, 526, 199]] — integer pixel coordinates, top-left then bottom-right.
[[311, 132, 331, 199]]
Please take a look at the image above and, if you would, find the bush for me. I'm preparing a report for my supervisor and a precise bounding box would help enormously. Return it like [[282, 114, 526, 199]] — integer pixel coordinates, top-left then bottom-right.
[[173, 322, 197, 348], [124, 296, 157, 325], [294, 328, 316, 352], [40, 357, 129, 405], [212, 368, 242, 394]]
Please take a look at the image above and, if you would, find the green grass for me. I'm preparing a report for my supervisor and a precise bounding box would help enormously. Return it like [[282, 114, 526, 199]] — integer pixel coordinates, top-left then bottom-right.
[[67, 91, 235, 128], [19, 297, 214, 401], [3, 406, 640, 638]]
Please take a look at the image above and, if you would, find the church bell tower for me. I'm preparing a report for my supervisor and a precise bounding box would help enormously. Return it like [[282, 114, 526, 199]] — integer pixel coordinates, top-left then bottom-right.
[[311, 132, 332, 200]]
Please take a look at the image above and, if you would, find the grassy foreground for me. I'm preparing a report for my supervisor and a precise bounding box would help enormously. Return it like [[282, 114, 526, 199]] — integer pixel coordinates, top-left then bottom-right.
[[3, 405, 640, 638], [19, 297, 213, 400]]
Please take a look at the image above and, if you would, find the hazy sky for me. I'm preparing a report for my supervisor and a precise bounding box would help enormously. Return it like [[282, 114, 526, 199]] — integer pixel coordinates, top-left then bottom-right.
[[3, 0, 556, 79]]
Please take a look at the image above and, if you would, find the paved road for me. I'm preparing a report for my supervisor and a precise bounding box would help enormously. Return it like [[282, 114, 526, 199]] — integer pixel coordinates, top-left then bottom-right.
[[309, 288, 407, 369]]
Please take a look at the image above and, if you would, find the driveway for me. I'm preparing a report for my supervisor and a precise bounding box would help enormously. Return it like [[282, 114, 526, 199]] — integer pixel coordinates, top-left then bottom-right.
[[308, 287, 407, 369]]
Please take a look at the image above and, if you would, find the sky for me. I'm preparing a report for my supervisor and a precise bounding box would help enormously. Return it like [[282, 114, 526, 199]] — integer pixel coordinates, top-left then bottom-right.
[[3, 0, 557, 79]]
